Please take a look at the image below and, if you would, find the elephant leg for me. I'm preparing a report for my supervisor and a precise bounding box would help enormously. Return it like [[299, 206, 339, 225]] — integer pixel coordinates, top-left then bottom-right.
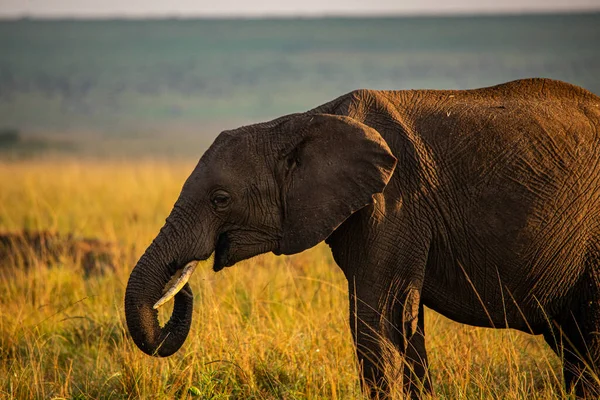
[[543, 271, 600, 397], [350, 279, 430, 399], [349, 283, 390, 398], [393, 301, 431, 395], [333, 211, 433, 398], [545, 318, 600, 398]]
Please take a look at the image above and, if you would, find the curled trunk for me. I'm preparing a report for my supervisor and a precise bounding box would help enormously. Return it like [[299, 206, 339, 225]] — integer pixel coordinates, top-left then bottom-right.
[[124, 222, 195, 357]]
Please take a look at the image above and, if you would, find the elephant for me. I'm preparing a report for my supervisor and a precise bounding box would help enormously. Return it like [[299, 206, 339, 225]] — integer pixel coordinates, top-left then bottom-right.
[[125, 78, 600, 398]]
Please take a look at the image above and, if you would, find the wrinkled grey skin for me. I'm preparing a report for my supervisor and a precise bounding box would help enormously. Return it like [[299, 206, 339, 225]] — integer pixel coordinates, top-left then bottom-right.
[[125, 78, 600, 398]]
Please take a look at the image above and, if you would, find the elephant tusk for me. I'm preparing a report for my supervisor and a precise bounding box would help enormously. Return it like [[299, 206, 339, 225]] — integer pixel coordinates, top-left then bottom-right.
[[153, 261, 198, 310]]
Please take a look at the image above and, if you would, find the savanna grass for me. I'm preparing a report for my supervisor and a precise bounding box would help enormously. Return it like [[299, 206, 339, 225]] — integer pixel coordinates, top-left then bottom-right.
[[0, 159, 565, 399]]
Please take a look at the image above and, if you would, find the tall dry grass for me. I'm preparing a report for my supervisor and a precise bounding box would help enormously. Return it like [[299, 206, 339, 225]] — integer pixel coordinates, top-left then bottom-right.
[[0, 160, 565, 399]]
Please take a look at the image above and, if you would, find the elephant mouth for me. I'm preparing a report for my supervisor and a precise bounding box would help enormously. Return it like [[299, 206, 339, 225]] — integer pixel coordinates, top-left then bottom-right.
[[213, 232, 231, 272], [213, 229, 280, 272], [154, 230, 276, 310]]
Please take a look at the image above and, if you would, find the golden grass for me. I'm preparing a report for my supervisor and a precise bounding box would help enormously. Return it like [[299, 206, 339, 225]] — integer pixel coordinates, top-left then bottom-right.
[[0, 159, 566, 399]]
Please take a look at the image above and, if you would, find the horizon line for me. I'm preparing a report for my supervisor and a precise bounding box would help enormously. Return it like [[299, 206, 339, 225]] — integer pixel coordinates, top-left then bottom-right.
[[1, 8, 599, 21]]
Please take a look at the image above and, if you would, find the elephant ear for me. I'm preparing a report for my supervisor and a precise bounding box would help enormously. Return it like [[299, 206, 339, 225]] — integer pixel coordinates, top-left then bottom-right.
[[278, 113, 397, 255]]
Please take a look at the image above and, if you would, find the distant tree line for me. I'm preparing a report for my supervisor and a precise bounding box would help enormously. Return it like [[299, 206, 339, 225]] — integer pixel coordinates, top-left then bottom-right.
[[0, 128, 20, 147]]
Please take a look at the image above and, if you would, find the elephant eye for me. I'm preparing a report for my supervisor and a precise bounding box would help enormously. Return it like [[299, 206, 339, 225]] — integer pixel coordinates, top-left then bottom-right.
[[210, 190, 231, 210]]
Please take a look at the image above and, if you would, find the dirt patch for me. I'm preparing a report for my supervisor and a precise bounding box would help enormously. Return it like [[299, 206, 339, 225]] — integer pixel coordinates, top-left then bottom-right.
[[0, 230, 123, 277]]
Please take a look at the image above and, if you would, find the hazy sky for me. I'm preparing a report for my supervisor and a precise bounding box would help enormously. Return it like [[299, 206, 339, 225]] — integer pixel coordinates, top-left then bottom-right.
[[1, 0, 599, 18]]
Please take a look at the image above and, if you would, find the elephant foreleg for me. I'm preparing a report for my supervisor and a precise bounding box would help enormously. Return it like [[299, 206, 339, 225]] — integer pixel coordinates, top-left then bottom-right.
[[393, 300, 431, 395], [332, 207, 433, 398], [350, 278, 431, 399], [348, 284, 391, 398]]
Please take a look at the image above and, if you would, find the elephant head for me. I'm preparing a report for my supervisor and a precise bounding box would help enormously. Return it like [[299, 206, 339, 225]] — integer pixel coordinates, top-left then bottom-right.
[[124, 113, 397, 356]]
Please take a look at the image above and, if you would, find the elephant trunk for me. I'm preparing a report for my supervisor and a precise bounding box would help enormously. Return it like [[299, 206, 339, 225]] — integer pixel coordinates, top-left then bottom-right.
[[124, 218, 202, 357]]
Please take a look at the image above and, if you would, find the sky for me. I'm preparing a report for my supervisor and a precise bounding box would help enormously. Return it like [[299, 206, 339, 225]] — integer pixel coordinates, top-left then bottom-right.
[[1, 0, 599, 18]]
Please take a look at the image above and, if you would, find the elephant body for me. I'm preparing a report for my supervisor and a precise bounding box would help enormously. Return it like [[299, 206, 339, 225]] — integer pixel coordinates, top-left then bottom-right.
[[324, 79, 599, 330], [125, 78, 600, 398]]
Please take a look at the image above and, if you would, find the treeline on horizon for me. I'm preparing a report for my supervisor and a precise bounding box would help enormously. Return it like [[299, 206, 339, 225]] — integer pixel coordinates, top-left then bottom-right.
[[0, 13, 598, 156]]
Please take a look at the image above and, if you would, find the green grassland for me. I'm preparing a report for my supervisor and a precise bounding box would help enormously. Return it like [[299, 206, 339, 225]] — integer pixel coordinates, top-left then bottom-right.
[[0, 160, 569, 399]]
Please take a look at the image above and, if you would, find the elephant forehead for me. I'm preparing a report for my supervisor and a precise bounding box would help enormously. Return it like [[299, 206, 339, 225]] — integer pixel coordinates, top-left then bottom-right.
[[193, 138, 271, 187], [200, 132, 248, 166], [210, 129, 249, 152]]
